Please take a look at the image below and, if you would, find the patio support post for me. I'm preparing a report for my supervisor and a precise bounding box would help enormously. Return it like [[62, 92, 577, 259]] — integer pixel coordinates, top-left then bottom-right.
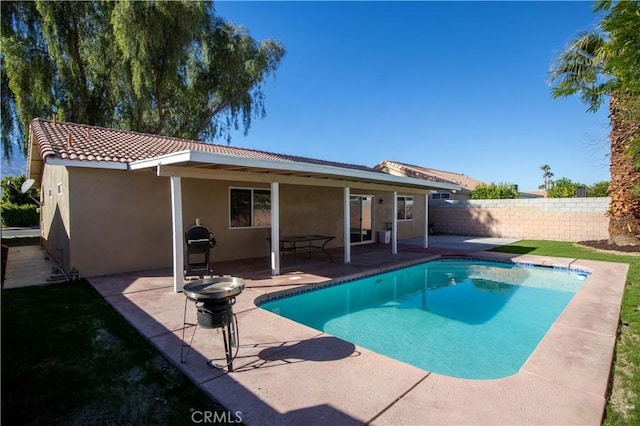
[[344, 187, 351, 263], [423, 193, 429, 248], [170, 176, 184, 293], [392, 191, 398, 255], [271, 182, 280, 276]]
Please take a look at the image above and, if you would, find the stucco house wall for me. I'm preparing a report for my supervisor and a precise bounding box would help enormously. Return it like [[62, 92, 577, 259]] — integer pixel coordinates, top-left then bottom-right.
[[40, 164, 72, 272], [40, 165, 430, 278], [67, 168, 173, 277]]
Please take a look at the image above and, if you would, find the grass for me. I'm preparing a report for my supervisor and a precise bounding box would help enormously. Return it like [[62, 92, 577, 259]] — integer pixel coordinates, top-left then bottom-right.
[[491, 240, 640, 425], [1, 279, 234, 425]]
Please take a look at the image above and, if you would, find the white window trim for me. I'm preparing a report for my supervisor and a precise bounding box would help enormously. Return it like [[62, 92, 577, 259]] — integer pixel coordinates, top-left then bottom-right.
[[229, 186, 271, 229], [397, 195, 414, 221]]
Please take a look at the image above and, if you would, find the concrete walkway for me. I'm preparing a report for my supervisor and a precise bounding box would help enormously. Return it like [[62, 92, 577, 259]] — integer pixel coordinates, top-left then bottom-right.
[[87, 242, 628, 425], [405, 235, 521, 251], [2, 244, 66, 289]]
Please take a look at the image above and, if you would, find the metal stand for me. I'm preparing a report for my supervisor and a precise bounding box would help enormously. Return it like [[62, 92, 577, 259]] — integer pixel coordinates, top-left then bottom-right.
[[181, 297, 240, 372]]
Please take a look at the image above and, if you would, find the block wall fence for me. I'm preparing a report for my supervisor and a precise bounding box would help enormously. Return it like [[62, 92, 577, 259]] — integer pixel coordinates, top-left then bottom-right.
[[428, 197, 609, 242]]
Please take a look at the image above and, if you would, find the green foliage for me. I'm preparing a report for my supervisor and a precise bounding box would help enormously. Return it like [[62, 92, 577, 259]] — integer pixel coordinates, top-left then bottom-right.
[[546, 177, 581, 198], [548, 30, 612, 113], [1, 0, 286, 159], [539, 164, 554, 190], [1, 175, 39, 226], [470, 182, 519, 199], [597, 1, 640, 94], [1, 203, 38, 227], [587, 180, 610, 197], [1, 175, 38, 205]]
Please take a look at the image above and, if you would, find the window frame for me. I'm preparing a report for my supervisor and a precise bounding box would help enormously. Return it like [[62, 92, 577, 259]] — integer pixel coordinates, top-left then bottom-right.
[[396, 195, 414, 221], [229, 187, 271, 229], [431, 192, 451, 200]]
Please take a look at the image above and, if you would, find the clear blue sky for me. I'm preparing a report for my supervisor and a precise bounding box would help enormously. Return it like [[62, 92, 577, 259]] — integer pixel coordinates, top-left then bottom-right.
[[214, 0, 610, 191], [2, 1, 610, 191]]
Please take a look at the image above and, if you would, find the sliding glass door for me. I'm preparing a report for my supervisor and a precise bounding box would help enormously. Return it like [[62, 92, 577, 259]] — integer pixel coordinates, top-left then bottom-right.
[[350, 195, 374, 244]]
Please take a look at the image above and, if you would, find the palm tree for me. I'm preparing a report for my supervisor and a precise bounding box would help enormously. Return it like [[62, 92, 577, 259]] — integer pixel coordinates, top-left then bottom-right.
[[549, 3, 640, 246], [538, 164, 554, 191]]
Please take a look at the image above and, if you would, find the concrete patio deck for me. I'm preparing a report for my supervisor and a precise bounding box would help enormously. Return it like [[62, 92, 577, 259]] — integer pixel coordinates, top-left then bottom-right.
[[87, 238, 628, 425]]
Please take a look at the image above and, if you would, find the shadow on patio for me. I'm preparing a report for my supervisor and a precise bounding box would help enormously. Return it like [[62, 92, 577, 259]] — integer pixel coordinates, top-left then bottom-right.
[[87, 242, 473, 425]]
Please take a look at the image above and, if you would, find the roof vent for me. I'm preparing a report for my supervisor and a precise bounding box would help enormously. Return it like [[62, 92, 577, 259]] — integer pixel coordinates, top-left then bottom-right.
[[52, 115, 57, 127], [86, 128, 91, 139], [67, 132, 73, 147]]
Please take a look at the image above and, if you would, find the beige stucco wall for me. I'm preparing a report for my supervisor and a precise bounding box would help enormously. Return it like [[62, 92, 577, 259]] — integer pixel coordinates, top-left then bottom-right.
[[39, 164, 432, 277], [68, 168, 173, 277], [429, 198, 609, 241], [40, 164, 71, 272]]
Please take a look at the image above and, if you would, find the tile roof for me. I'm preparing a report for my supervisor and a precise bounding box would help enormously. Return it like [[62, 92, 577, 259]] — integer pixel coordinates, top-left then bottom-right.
[[375, 160, 486, 192], [29, 118, 380, 174]]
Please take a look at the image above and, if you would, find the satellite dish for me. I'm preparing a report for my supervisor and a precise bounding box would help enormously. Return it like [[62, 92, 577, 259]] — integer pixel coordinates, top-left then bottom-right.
[[20, 178, 35, 193]]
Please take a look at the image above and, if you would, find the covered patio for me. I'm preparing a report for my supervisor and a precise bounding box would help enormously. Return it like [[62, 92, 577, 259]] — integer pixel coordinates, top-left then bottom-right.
[[87, 239, 627, 425], [128, 148, 462, 292]]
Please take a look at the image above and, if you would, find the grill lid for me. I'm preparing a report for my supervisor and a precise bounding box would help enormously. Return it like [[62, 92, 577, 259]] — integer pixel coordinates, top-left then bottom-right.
[[183, 277, 245, 301]]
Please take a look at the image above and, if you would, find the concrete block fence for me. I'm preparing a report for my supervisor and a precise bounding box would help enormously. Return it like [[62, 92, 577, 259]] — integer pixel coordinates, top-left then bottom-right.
[[428, 197, 609, 242]]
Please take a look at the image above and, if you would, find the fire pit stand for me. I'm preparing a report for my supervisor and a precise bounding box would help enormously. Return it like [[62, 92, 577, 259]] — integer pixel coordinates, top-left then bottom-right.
[[180, 277, 245, 372]]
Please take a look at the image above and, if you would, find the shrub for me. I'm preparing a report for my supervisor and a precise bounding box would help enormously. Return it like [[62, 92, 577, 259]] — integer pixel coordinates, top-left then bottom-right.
[[470, 182, 519, 199], [1, 203, 39, 227]]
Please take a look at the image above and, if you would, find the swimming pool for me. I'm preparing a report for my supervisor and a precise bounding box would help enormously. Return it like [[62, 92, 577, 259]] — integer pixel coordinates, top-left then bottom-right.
[[259, 258, 588, 379]]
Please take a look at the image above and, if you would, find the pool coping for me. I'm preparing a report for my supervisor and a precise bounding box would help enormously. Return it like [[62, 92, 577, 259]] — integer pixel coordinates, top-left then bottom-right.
[[88, 251, 629, 425]]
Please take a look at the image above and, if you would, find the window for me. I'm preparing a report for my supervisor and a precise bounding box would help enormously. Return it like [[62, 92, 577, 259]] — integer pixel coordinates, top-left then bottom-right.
[[397, 195, 414, 221], [431, 192, 451, 200], [229, 188, 271, 228], [57, 182, 63, 195]]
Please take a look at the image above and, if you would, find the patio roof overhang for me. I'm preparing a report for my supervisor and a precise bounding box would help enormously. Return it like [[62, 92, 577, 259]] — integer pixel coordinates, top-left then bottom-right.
[[129, 150, 462, 193]]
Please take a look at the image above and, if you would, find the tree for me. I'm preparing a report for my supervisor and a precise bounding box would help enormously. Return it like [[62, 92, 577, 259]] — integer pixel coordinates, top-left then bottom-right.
[[470, 182, 519, 200], [1, 175, 39, 226], [546, 177, 581, 198], [587, 180, 609, 197], [549, 0, 640, 246], [1, 0, 285, 160], [538, 164, 555, 190], [1, 175, 38, 206]]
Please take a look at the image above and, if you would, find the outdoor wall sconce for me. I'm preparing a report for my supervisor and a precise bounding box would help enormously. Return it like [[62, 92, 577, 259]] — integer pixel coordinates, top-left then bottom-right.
[[378, 198, 384, 205]]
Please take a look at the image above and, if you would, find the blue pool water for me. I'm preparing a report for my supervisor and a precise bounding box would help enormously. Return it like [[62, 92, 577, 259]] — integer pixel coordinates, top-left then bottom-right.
[[259, 259, 588, 379]]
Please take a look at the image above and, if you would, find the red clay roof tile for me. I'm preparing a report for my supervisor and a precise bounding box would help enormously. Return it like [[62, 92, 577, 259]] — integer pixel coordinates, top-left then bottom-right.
[[30, 118, 379, 173]]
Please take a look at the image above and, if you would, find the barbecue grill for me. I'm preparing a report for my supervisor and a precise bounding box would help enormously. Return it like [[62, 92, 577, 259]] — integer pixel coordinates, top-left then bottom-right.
[[184, 222, 216, 278], [181, 277, 245, 371]]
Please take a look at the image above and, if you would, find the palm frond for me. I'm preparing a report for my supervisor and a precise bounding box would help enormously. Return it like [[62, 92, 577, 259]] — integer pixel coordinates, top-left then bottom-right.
[[548, 30, 614, 111]]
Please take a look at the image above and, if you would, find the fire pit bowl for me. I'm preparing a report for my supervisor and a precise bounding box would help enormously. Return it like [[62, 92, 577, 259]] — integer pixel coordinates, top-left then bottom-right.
[[183, 277, 245, 302]]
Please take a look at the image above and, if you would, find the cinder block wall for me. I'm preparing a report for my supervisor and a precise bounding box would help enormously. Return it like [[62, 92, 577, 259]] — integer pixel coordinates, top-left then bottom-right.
[[429, 198, 609, 242]]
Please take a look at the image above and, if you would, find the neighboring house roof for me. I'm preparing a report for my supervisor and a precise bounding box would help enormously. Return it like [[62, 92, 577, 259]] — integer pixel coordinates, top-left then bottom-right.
[[519, 190, 547, 198], [374, 160, 486, 194], [28, 118, 461, 193]]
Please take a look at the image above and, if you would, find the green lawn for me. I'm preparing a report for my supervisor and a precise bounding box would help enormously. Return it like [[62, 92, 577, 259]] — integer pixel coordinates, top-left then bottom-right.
[[491, 240, 640, 425], [1, 279, 232, 425]]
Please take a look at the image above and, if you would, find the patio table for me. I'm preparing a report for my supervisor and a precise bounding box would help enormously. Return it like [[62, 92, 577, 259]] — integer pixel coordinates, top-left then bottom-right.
[[268, 234, 335, 262]]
